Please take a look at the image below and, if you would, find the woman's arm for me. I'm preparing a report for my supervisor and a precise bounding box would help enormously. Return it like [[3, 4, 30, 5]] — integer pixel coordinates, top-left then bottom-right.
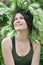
[[1, 37, 15, 65], [31, 41, 41, 65]]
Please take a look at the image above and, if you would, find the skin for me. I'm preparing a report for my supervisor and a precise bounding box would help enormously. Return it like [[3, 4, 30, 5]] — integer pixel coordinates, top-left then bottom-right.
[[1, 13, 40, 65]]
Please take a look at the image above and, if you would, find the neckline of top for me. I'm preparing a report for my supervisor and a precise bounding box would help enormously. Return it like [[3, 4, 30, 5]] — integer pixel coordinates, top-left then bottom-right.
[[12, 36, 33, 58]]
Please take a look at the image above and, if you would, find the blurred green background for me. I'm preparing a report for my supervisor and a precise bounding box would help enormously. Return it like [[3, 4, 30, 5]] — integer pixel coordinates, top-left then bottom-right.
[[0, 0, 43, 65]]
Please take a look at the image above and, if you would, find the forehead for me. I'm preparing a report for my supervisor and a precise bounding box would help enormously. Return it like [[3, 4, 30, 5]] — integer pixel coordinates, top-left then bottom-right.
[[14, 13, 24, 18]]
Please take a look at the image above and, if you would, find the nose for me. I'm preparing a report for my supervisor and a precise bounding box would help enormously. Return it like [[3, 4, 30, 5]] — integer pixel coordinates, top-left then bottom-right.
[[14, 19, 20, 25], [16, 21, 20, 24], [16, 18, 21, 23], [17, 18, 21, 21]]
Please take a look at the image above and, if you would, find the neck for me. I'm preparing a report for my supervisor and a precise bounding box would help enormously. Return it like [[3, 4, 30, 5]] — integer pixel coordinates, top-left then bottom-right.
[[15, 29, 29, 42]]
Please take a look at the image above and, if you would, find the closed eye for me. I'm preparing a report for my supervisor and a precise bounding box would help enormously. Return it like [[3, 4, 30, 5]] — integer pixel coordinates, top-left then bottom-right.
[[14, 18, 17, 21], [20, 17, 24, 19], [14, 17, 24, 21]]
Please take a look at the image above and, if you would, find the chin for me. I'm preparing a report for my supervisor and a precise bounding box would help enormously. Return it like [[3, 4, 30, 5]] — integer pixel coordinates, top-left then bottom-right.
[[14, 26, 27, 31], [15, 28, 24, 31]]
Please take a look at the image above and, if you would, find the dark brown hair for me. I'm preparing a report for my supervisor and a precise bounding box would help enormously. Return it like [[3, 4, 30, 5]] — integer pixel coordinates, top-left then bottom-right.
[[11, 9, 33, 33]]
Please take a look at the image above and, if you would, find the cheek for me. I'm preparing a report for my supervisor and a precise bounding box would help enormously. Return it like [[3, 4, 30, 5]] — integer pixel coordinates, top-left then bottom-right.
[[22, 20, 27, 28], [13, 21, 16, 27]]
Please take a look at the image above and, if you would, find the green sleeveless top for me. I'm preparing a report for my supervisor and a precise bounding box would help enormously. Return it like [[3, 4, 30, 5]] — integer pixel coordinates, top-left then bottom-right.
[[11, 36, 33, 65]]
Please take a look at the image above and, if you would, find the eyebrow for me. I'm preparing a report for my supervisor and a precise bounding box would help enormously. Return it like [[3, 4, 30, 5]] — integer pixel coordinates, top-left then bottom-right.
[[14, 16, 24, 19]]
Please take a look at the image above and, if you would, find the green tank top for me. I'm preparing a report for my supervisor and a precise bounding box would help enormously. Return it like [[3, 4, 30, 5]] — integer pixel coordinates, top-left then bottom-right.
[[11, 36, 33, 65]]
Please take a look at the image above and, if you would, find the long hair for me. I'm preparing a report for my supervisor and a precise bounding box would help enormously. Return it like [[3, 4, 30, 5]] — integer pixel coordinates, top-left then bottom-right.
[[11, 9, 33, 34]]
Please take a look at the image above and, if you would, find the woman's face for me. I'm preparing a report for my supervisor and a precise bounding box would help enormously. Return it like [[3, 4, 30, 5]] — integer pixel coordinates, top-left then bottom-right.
[[13, 13, 28, 31]]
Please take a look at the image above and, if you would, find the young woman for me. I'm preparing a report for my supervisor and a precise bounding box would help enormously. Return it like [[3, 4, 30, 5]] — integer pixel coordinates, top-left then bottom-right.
[[1, 9, 40, 65]]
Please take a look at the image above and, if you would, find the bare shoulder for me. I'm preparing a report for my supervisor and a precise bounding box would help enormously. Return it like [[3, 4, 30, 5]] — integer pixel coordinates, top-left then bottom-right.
[[32, 40, 41, 52], [1, 37, 12, 50]]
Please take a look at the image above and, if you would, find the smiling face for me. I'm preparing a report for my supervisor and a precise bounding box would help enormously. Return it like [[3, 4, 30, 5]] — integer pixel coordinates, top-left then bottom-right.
[[13, 13, 28, 31]]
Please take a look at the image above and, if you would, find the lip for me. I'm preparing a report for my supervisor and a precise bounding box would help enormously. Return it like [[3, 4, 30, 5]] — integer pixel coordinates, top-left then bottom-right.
[[15, 23, 22, 26]]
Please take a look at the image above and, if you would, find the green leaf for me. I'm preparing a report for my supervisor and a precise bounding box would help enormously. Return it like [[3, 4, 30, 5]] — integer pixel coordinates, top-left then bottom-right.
[[0, 2, 12, 15]]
